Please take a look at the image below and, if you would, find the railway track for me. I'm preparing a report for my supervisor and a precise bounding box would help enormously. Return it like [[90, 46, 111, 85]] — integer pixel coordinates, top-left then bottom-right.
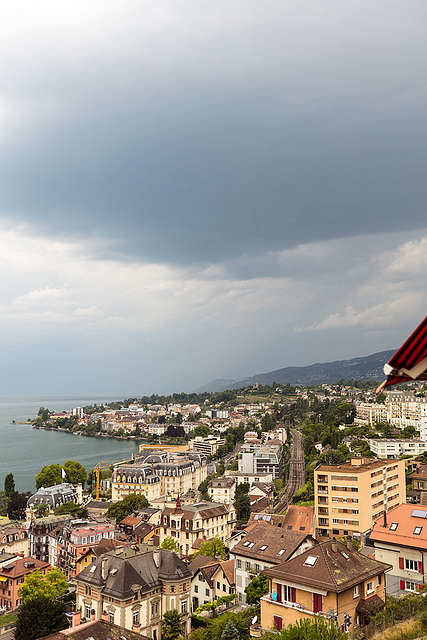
[[274, 429, 306, 513]]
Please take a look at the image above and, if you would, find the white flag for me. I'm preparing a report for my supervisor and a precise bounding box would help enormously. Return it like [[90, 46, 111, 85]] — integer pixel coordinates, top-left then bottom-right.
[[62, 468, 66, 479]]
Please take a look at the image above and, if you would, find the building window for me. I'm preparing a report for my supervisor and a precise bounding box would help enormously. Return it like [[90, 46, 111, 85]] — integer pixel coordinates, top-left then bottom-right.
[[405, 581, 418, 592], [217, 581, 220, 590], [405, 559, 418, 572], [206, 588, 210, 597], [85, 605, 91, 620], [194, 585, 198, 593], [109, 611, 114, 624], [133, 610, 139, 625], [237, 560, 242, 569], [366, 581, 374, 594], [353, 585, 359, 598], [151, 602, 159, 618], [273, 615, 283, 631], [182, 600, 187, 614]]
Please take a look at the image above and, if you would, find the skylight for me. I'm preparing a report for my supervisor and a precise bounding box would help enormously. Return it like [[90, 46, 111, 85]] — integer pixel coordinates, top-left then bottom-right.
[[110, 568, 118, 575], [414, 526, 422, 535], [278, 549, 286, 556], [304, 555, 318, 566], [243, 542, 251, 547], [90, 566, 96, 573], [341, 551, 349, 559], [389, 523, 398, 531], [248, 542, 255, 548], [411, 509, 427, 519], [259, 545, 267, 551]]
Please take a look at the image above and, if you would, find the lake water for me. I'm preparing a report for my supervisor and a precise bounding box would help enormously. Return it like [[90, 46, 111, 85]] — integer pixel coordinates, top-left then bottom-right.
[[0, 395, 142, 493]]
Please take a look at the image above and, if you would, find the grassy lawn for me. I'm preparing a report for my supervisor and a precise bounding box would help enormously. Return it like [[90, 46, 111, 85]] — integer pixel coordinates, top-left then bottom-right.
[[0, 613, 17, 627]]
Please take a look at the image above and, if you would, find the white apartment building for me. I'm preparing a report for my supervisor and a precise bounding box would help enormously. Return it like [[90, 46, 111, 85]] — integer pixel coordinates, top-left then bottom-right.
[[355, 391, 427, 438], [369, 439, 427, 459]]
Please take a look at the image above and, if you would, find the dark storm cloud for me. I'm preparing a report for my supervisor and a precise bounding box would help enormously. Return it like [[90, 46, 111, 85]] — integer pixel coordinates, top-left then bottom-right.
[[0, 0, 426, 267]]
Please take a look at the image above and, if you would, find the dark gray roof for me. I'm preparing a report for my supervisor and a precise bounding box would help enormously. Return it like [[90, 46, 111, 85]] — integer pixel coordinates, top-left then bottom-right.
[[76, 544, 191, 599], [231, 521, 314, 564]]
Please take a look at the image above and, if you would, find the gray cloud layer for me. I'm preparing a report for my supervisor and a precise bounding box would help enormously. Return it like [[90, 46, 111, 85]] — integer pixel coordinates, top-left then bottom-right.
[[0, 1, 426, 392]]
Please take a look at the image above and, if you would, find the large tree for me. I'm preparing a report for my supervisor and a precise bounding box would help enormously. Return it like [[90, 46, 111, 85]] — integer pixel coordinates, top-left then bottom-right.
[[19, 567, 68, 603], [194, 536, 227, 560], [4, 472, 16, 498], [161, 609, 184, 640], [161, 536, 181, 552], [7, 492, 31, 520], [14, 594, 68, 640], [35, 464, 63, 489], [106, 492, 149, 523], [244, 572, 269, 607], [221, 619, 240, 640], [233, 483, 251, 523], [63, 459, 87, 487]]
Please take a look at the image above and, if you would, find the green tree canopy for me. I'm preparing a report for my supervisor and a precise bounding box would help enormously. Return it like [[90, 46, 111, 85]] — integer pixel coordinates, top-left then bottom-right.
[[4, 473, 16, 498], [7, 492, 30, 520], [244, 572, 269, 607], [14, 594, 68, 640], [194, 536, 227, 559], [161, 536, 181, 552], [34, 503, 49, 518], [18, 568, 68, 603], [106, 492, 149, 523], [54, 501, 83, 517], [35, 464, 63, 489], [234, 483, 251, 523], [161, 609, 184, 640], [63, 460, 87, 487], [221, 619, 240, 640]]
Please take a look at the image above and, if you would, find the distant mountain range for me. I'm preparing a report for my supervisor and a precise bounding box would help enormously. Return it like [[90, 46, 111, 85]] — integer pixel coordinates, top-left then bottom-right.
[[195, 350, 395, 393]]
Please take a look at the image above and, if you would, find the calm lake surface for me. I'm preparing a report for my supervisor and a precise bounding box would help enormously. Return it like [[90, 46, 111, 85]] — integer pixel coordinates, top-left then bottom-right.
[[0, 395, 142, 493]]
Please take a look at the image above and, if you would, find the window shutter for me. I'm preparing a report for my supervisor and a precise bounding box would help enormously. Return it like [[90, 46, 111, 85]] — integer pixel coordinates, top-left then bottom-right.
[[419, 584, 423, 590], [419, 561, 423, 574], [400, 580, 405, 591], [399, 557, 404, 570], [291, 587, 296, 603], [378, 574, 381, 585]]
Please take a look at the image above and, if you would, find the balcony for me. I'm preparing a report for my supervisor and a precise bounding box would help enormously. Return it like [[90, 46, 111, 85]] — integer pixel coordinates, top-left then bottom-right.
[[261, 592, 315, 617]]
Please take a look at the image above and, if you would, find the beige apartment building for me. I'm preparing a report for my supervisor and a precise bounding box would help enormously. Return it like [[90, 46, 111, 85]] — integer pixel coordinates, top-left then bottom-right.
[[315, 457, 405, 542]]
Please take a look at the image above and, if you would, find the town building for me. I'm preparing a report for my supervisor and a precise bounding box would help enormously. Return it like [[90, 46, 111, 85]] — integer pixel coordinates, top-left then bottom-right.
[[0, 556, 50, 610], [28, 515, 72, 562], [75, 544, 192, 638], [49, 519, 116, 579], [188, 555, 235, 611], [248, 483, 274, 512], [208, 477, 236, 503], [159, 498, 236, 558], [229, 471, 274, 486], [190, 436, 226, 456], [238, 442, 283, 479], [27, 483, 79, 512], [112, 452, 207, 502], [38, 618, 148, 640], [230, 521, 317, 604], [369, 503, 427, 596], [314, 457, 406, 542], [369, 439, 427, 458], [0, 522, 28, 557], [409, 464, 427, 498], [260, 539, 391, 634]]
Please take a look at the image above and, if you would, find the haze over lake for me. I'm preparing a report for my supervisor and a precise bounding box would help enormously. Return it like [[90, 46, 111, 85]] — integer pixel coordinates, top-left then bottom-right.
[[0, 396, 141, 493]]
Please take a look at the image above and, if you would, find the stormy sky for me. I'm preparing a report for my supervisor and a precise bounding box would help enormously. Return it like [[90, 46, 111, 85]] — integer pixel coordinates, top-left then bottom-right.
[[0, 0, 426, 394]]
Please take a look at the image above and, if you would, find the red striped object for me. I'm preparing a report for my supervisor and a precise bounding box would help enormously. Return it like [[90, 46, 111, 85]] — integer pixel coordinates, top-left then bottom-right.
[[376, 315, 427, 392]]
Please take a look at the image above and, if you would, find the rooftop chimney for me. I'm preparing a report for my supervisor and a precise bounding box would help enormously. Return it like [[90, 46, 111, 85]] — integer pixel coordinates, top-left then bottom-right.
[[153, 548, 161, 568], [346, 536, 352, 552], [101, 556, 108, 580], [383, 508, 387, 528], [71, 611, 81, 628], [331, 538, 337, 553]]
